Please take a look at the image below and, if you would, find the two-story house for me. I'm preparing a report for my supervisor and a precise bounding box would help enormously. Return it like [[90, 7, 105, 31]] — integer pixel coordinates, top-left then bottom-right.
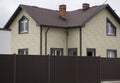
[[4, 3, 120, 57]]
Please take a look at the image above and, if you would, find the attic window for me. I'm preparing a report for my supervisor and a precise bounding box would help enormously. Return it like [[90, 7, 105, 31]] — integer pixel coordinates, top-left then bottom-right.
[[106, 18, 116, 36], [19, 16, 29, 34]]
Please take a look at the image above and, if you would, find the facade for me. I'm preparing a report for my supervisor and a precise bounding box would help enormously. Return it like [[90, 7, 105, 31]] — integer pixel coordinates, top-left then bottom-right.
[[4, 3, 120, 57], [0, 29, 11, 54]]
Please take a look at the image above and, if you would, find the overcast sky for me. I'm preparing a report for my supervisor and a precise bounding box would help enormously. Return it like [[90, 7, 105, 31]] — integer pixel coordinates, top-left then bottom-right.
[[0, 0, 120, 28]]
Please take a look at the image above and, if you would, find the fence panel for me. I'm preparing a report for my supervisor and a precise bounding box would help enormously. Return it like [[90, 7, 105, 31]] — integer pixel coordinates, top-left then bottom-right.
[[1, 55, 120, 83], [50, 56, 76, 83], [78, 57, 100, 83], [16, 55, 48, 83], [0, 55, 14, 83], [101, 58, 120, 81]]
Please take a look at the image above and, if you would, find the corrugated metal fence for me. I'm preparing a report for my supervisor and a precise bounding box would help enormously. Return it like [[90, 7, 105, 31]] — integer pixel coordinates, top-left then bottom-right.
[[0, 55, 120, 83]]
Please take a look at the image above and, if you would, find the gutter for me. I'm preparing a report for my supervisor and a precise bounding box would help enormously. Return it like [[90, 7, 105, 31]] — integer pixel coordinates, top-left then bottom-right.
[[40, 26, 42, 55], [79, 26, 82, 56]]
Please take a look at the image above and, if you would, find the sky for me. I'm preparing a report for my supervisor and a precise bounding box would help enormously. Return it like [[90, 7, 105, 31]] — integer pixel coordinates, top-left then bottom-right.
[[0, 0, 120, 28]]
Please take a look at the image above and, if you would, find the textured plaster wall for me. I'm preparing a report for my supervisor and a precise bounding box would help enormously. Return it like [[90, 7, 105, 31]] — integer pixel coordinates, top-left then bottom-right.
[[68, 28, 80, 56], [10, 10, 40, 54], [82, 9, 120, 57], [42, 27, 80, 55], [42, 27, 67, 55]]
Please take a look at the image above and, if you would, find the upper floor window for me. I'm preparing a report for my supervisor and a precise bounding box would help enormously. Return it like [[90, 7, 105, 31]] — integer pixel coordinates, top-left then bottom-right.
[[106, 18, 116, 36], [19, 16, 29, 34]]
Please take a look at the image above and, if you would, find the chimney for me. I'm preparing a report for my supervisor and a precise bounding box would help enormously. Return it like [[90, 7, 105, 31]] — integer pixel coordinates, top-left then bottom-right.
[[82, 3, 90, 10], [59, 4, 66, 20]]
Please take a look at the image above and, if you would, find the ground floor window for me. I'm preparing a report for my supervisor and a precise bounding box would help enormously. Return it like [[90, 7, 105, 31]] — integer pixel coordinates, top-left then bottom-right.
[[68, 48, 77, 56], [107, 49, 117, 58], [50, 48, 63, 56], [18, 48, 28, 55], [87, 48, 96, 56]]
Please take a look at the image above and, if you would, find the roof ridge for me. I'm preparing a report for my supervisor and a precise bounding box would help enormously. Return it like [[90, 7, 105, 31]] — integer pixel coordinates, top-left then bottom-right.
[[20, 4, 57, 12]]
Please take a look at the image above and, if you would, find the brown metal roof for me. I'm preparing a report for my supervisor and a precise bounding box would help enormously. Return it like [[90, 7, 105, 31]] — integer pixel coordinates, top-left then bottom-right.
[[4, 4, 120, 28]]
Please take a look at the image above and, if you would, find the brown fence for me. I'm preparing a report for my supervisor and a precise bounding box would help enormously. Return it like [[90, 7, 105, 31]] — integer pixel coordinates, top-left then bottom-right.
[[0, 55, 14, 83], [101, 58, 120, 81], [0, 55, 120, 83]]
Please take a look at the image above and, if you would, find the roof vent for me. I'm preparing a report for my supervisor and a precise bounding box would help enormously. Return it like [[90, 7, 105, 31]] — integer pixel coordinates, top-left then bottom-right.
[[59, 4, 66, 20], [82, 3, 90, 10]]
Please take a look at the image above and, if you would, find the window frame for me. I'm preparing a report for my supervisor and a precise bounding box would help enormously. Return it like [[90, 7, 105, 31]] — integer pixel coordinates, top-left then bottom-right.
[[68, 48, 77, 56], [19, 16, 29, 34], [18, 48, 28, 55], [50, 48, 63, 56], [106, 18, 116, 36], [107, 49, 117, 58], [86, 48, 96, 57]]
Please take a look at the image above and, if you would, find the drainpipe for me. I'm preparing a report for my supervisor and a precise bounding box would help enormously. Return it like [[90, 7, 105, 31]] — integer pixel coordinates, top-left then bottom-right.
[[80, 26, 82, 56], [45, 27, 50, 55], [66, 29, 68, 55], [40, 25, 42, 55]]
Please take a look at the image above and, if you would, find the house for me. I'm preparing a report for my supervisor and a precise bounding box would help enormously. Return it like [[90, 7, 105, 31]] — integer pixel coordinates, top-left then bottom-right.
[[0, 28, 11, 54], [4, 3, 120, 57]]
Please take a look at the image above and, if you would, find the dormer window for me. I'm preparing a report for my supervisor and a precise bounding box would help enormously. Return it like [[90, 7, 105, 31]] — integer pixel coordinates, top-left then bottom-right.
[[106, 18, 116, 36], [19, 16, 29, 34]]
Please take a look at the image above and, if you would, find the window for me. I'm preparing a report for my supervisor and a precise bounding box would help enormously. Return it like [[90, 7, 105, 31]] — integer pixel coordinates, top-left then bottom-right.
[[18, 48, 28, 55], [107, 49, 117, 58], [106, 18, 116, 36], [50, 48, 63, 56], [19, 16, 29, 34], [87, 48, 96, 56], [68, 48, 77, 56]]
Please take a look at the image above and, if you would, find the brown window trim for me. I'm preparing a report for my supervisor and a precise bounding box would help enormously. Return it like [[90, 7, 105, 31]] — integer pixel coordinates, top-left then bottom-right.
[[18, 16, 29, 34], [18, 48, 28, 55], [50, 48, 63, 56], [86, 48, 96, 57], [107, 49, 117, 58], [106, 18, 116, 36], [68, 48, 77, 56]]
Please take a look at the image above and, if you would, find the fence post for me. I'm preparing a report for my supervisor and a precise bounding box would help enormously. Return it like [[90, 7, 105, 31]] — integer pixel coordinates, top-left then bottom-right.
[[13, 53, 16, 83], [76, 56, 78, 83], [99, 56, 101, 83], [48, 55, 50, 83]]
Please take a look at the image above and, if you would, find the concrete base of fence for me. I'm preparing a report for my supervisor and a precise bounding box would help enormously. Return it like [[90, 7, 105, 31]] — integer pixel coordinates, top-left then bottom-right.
[[101, 81, 120, 83]]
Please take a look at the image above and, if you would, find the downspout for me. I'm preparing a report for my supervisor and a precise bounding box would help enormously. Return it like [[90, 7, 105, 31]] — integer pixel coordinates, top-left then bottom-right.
[[45, 27, 50, 55], [66, 29, 68, 55], [40, 25, 42, 55], [80, 26, 82, 56]]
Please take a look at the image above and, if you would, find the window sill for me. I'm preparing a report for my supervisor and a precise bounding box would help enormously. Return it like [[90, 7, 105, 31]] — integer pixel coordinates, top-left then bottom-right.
[[19, 31, 28, 34]]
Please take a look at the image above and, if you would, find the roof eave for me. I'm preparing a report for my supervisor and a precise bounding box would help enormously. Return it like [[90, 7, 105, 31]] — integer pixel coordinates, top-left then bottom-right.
[[40, 24, 81, 28], [106, 5, 120, 24]]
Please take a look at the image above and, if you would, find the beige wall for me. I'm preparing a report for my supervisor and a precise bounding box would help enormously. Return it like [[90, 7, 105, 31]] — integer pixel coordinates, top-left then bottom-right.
[[68, 28, 80, 56], [42, 27, 80, 56], [10, 10, 40, 54], [82, 8, 120, 57], [42, 27, 67, 55]]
